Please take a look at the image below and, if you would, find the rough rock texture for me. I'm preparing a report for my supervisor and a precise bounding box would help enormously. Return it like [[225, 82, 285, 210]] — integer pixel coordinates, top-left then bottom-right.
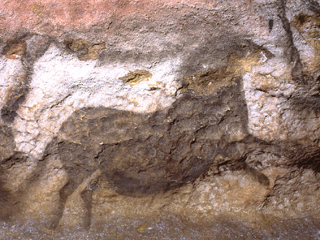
[[1, 0, 320, 238]]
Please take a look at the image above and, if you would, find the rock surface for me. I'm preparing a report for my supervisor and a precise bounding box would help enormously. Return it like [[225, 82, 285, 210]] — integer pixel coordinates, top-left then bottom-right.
[[1, 0, 320, 237]]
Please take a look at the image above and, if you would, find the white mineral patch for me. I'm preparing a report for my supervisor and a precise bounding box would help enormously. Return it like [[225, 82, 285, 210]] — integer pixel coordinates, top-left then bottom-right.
[[243, 58, 296, 141], [0, 56, 23, 120], [244, 56, 320, 142], [13, 43, 182, 159]]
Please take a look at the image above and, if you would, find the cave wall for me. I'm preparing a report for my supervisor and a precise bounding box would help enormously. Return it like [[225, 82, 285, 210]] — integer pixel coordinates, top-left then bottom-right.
[[1, 0, 320, 231]]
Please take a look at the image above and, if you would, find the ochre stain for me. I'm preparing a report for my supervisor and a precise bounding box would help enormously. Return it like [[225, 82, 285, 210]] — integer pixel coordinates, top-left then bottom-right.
[[119, 70, 152, 86], [65, 39, 105, 61], [30, 2, 43, 18], [3, 41, 27, 59], [291, 13, 320, 74], [183, 49, 268, 95]]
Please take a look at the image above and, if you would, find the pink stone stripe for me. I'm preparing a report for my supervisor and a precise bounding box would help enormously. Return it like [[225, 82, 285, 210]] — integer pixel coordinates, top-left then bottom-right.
[[0, 0, 253, 37]]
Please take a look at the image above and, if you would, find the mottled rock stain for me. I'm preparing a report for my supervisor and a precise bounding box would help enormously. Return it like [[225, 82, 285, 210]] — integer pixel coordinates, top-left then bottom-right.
[[244, 163, 270, 187], [65, 38, 105, 61], [2, 40, 27, 59], [268, 19, 274, 32], [291, 13, 320, 76], [181, 49, 270, 95], [119, 70, 153, 86]]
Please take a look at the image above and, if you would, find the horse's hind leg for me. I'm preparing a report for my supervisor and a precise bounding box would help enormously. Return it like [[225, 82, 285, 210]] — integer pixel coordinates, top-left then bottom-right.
[[45, 180, 78, 230], [57, 169, 102, 230], [80, 189, 93, 228]]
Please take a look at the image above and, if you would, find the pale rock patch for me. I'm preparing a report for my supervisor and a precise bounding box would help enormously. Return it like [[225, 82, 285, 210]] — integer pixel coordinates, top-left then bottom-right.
[[0, 56, 23, 121], [13, 44, 182, 159], [243, 58, 296, 141]]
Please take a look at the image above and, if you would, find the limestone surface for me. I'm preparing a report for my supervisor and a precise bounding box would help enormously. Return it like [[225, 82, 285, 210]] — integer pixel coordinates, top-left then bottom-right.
[[1, 0, 320, 237]]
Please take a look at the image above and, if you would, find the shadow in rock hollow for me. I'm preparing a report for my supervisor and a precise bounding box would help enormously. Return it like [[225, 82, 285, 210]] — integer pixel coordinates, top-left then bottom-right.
[[0, 125, 27, 223]]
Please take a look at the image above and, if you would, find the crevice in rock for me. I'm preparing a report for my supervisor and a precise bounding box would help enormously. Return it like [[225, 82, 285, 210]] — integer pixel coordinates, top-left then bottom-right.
[[278, 0, 305, 84]]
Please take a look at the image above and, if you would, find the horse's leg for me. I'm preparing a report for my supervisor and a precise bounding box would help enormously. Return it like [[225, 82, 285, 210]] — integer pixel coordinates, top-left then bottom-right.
[[49, 180, 78, 229], [57, 169, 102, 230], [80, 189, 93, 228], [80, 168, 102, 229]]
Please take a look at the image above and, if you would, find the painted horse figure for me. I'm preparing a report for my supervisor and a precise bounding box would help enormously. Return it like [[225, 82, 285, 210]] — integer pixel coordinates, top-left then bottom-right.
[[38, 81, 251, 229]]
